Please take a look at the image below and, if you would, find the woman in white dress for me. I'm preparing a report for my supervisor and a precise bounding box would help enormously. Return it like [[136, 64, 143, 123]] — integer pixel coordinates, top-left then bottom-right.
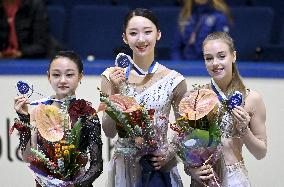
[[101, 8, 187, 187], [184, 32, 267, 187]]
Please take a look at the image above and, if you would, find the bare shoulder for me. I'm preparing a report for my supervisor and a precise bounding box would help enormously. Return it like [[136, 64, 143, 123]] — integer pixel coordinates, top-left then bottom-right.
[[245, 89, 266, 116], [246, 90, 264, 104]]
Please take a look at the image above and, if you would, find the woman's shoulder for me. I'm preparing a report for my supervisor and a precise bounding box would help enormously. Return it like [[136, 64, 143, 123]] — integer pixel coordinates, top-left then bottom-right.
[[245, 89, 265, 110], [246, 89, 263, 102], [158, 63, 184, 78]]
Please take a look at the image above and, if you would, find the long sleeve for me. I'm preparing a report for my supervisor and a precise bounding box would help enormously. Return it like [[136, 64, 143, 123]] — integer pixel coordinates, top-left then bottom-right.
[[75, 116, 103, 187], [16, 113, 31, 152]]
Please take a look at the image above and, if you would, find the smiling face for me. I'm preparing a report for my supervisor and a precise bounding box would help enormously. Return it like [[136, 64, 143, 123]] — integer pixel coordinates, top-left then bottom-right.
[[48, 57, 82, 99], [203, 38, 236, 83], [123, 16, 161, 58]]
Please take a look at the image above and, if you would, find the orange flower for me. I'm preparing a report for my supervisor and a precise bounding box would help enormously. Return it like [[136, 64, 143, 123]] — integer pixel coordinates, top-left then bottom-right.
[[98, 94, 141, 113], [30, 104, 64, 142], [179, 89, 219, 120]]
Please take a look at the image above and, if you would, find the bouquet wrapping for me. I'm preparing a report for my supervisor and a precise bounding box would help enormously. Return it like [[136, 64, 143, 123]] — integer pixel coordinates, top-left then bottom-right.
[[171, 89, 222, 187]]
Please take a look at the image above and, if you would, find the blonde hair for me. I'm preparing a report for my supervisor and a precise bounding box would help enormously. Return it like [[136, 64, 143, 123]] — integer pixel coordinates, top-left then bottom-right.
[[202, 32, 246, 96], [178, 0, 232, 33]]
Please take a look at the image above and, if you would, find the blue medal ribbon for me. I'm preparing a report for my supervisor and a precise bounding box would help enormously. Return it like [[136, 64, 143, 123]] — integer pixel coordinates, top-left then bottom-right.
[[29, 96, 76, 106], [115, 53, 158, 80], [126, 61, 158, 76], [132, 61, 158, 75], [29, 98, 63, 105], [211, 79, 243, 111]]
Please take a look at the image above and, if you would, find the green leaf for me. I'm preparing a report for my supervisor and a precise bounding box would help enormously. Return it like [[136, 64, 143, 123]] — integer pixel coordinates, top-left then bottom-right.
[[64, 164, 80, 179], [71, 119, 82, 148], [208, 122, 221, 146], [188, 129, 210, 146], [64, 151, 81, 179], [105, 110, 120, 123]]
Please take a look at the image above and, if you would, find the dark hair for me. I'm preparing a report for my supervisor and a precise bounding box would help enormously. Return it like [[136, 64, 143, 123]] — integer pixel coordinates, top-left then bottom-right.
[[123, 8, 160, 32], [202, 32, 246, 96], [48, 51, 83, 73]]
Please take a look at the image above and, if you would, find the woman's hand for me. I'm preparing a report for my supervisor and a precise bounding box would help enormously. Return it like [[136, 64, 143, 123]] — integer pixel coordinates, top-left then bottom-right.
[[109, 67, 126, 87], [150, 146, 174, 170], [14, 96, 29, 115], [232, 106, 251, 135], [184, 164, 214, 184]]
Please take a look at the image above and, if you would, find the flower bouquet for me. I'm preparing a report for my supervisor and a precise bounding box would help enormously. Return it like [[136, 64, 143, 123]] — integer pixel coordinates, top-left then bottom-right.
[[12, 98, 97, 187], [171, 89, 222, 187], [99, 92, 160, 156]]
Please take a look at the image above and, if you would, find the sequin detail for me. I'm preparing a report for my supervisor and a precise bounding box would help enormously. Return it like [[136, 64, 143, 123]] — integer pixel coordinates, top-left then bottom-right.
[[107, 70, 185, 187], [219, 105, 240, 138], [121, 71, 184, 140], [226, 160, 247, 173]]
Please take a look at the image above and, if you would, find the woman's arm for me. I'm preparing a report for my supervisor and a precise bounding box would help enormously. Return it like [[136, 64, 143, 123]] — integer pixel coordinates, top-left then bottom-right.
[[14, 96, 35, 161], [74, 117, 103, 186], [14, 113, 32, 161], [172, 79, 188, 119], [101, 67, 126, 138], [233, 90, 267, 160], [101, 75, 118, 138]]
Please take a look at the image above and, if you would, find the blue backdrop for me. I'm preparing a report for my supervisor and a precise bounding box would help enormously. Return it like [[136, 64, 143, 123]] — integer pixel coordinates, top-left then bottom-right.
[[1, 59, 284, 78]]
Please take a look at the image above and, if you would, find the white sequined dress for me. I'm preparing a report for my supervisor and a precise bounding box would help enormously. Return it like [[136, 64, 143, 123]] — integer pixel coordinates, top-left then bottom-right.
[[102, 67, 185, 187]]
